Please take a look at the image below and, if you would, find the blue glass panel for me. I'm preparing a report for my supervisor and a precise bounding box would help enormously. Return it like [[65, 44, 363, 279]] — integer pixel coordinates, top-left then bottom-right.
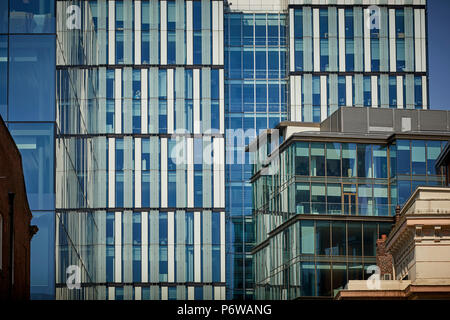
[[212, 245, 221, 282], [230, 48, 242, 79], [0, 1, 7, 33], [316, 263, 331, 296], [116, 30, 124, 64], [0, 36, 7, 119], [9, 35, 55, 121], [106, 212, 115, 245], [426, 141, 442, 175], [9, 0, 55, 33], [167, 31, 176, 64], [115, 171, 124, 207], [30, 211, 55, 300], [133, 246, 141, 282], [373, 145, 388, 178], [396, 38, 406, 71], [294, 9, 303, 38], [345, 39, 354, 71], [319, 9, 328, 38], [267, 14, 278, 45], [211, 69, 219, 100], [398, 180, 411, 205], [348, 222, 362, 256], [268, 50, 279, 79], [255, 15, 266, 46], [363, 76, 371, 106], [301, 262, 315, 296], [338, 76, 346, 106], [357, 144, 372, 178], [229, 14, 242, 46], [193, 1, 201, 31], [9, 123, 54, 211], [115, 287, 124, 300], [397, 140, 411, 174], [255, 50, 266, 78], [168, 171, 176, 207], [193, 31, 202, 64], [320, 39, 329, 71], [194, 286, 203, 300], [159, 212, 168, 244], [411, 140, 426, 175], [133, 212, 141, 244], [414, 76, 423, 108], [243, 15, 253, 45], [345, 9, 354, 37], [389, 76, 397, 107], [106, 246, 114, 282], [194, 171, 202, 207]]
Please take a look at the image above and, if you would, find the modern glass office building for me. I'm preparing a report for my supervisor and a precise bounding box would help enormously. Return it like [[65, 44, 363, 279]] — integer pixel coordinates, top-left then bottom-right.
[[0, 0, 58, 299], [224, 12, 288, 299], [248, 107, 450, 299], [0, 0, 432, 300]]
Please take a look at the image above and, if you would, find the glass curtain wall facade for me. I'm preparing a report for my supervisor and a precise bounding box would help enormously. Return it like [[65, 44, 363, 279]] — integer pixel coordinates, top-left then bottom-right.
[[251, 134, 446, 299], [55, 0, 226, 300], [0, 0, 58, 300], [288, 1, 428, 122], [224, 12, 287, 300]]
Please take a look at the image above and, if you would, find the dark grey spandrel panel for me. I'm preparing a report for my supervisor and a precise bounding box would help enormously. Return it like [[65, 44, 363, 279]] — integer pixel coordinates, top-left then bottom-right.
[[335, 108, 341, 133], [341, 107, 367, 133], [369, 108, 393, 128], [321, 116, 331, 132], [418, 110, 448, 131]]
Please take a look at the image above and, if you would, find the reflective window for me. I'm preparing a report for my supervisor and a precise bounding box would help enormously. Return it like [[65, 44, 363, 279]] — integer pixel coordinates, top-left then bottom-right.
[[327, 184, 341, 215], [411, 140, 426, 175], [358, 184, 373, 216], [427, 141, 442, 175], [374, 185, 389, 216], [9, 35, 55, 121], [338, 76, 346, 106], [326, 143, 341, 177], [0, 1, 7, 33], [316, 263, 331, 296], [301, 262, 315, 296], [347, 222, 362, 256], [9, 0, 55, 33], [345, 39, 354, 71], [295, 142, 309, 176], [414, 77, 423, 108], [243, 14, 254, 45], [373, 145, 387, 178], [389, 76, 397, 108], [9, 123, 54, 211], [342, 143, 357, 177], [332, 222, 346, 256], [300, 220, 314, 254], [332, 264, 347, 293], [30, 211, 55, 299], [363, 76, 371, 106], [310, 143, 325, 176], [357, 144, 372, 178], [296, 183, 310, 214], [255, 15, 266, 46], [311, 183, 326, 214], [0, 36, 7, 119], [363, 223, 377, 257], [316, 221, 331, 256]]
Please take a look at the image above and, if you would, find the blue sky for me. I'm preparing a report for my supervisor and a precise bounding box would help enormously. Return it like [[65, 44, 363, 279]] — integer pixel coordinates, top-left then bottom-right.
[[427, 0, 450, 110]]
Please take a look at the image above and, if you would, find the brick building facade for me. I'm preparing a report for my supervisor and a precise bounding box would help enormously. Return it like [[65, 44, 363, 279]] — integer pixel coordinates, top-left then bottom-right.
[[0, 116, 37, 300]]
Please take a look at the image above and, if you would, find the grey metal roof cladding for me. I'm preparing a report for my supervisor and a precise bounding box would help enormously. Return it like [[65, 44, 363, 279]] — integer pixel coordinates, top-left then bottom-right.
[[320, 107, 450, 134]]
